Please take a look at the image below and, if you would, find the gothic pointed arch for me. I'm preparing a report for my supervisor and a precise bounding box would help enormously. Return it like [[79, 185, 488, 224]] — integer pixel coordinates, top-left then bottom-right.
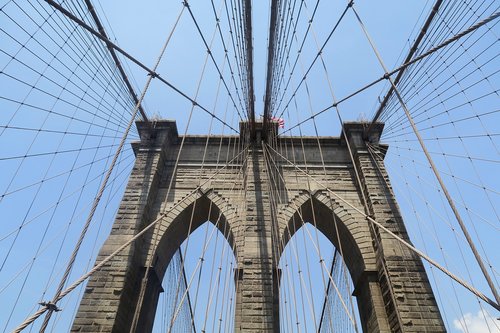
[[278, 190, 376, 284], [148, 188, 240, 280]]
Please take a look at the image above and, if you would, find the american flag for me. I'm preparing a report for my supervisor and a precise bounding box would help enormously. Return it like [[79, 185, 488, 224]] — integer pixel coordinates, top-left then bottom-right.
[[270, 116, 285, 128]]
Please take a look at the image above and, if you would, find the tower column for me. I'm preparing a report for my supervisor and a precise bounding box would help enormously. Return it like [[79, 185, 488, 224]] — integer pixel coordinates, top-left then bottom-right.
[[71, 121, 177, 332], [346, 123, 446, 332], [235, 147, 280, 332]]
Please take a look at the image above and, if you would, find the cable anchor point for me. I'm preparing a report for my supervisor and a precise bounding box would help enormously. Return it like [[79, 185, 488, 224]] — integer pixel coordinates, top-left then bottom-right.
[[39, 301, 62, 312]]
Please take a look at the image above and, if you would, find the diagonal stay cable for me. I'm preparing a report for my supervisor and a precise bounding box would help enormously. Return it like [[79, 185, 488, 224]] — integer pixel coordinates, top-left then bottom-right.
[[351, 4, 500, 305], [279, 10, 500, 136], [43, 0, 238, 133], [11, 146, 248, 332], [367, 0, 443, 133], [82, 0, 148, 121], [37, 5, 186, 330]]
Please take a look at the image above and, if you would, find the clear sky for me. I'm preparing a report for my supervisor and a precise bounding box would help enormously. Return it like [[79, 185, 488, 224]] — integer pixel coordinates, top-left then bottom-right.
[[0, 0, 498, 332]]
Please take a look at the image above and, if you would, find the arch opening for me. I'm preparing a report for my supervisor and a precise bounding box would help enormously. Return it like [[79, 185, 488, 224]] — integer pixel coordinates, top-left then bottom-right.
[[280, 194, 370, 284], [279, 223, 361, 332], [151, 221, 237, 332], [146, 194, 238, 332]]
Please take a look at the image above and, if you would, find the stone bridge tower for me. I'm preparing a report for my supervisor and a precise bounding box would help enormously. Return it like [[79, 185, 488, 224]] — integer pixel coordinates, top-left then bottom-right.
[[71, 120, 445, 332]]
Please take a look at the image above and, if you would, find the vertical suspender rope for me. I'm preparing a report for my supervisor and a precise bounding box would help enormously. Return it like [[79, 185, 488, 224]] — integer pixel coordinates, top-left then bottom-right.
[[350, 5, 500, 306]]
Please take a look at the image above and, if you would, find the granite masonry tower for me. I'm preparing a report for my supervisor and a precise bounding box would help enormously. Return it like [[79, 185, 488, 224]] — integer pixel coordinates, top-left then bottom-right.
[[71, 120, 445, 332]]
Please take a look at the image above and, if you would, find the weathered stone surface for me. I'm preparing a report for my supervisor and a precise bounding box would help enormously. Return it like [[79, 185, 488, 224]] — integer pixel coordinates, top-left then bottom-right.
[[71, 120, 445, 332]]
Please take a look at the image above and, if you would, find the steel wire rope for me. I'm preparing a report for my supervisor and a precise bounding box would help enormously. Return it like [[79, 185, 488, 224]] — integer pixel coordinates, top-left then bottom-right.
[[48, 145, 133, 332], [38, 1, 137, 120], [351, 3, 500, 304], [306, 0, 498, 320], [366, 143, 459, 331], [271, 126, 342, 330], [271, 0, 313, 111], [0, 168, 132, 298], [379, 0, 498, 116], [0, 69, 131, 134], [375, 0, 479, 118], [32, 2, 186, 328], [373, 0, 470, 120], [3, 61, 131, 331], [282, 96, 318, 332], [1, 1, 130, 118], [15, 0, 138, 122], [370, 143, 500, 202], [55, 0, 146, 119], [269, 129, 320, 332], [0, 96, 132, 136], [167, 151, 249, 330], [277, 10, 500, 136], [0, 41, 126, 275], [11, 143, 249, 332], [272, 0, 353, 120], [209, 0, 249, 120], [183, 0, 245, 121], [266, 0, 315, 116], [263, 143, 358, 329], [261, 136, 303, 332], [206, 108, 242, 332], [165, 91, 248, 331], [268, 0, 295, 103], [268, 0, 298, 112], [317, 250, 337, 332], [378, 140, 500, 293], [0, 125, 135, 140], [417, 69, 500, 266], [271, 118, 307, 332], [381, 35, 499, 136], [0, 152, 135, 330], [38, 81, 135, 332], [278, 4, 406, 325], [205, 207, 236, 333], [374, 143, 500, 333], [37, 0, 137, 109], [283, 11, 368, 324], [224, 0, 249, 107], [367, 142, 497, 332], [265, 143, 500, 311], [0, 147, 134, 243], [371, 143, 499, 231], [183, 43, 236, 332], [278, 64, 338, 331], [132, 4, 242, 328], [381, 44, 499, 134], [30, 151, 133, 333], [193, 80, 235, 333], [265, 138, 342, 332], [42, 0, 239, 133], [275, 124, 304, 333], [270, 0, 307, 114], [0, 22, 133, 215], [378, 2, 499, 130], [0, 145, 136, 200]]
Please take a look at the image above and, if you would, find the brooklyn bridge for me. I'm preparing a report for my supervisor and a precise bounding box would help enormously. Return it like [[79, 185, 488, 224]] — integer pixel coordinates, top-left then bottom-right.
[[0, 0, 498, 332]]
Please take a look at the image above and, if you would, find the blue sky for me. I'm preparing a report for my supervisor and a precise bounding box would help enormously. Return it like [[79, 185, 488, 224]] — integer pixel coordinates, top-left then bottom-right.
[[0, 0, 498, 332]]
